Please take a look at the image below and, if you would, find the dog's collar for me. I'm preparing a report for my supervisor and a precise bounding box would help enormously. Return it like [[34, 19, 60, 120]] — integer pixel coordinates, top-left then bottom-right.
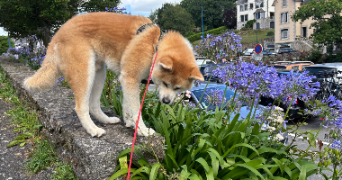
[[136, 23, 163, 52], [136, 23, 163, 40]]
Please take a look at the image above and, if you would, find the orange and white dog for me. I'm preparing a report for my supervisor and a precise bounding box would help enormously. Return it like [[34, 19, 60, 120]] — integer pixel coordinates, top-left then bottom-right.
[[24, 12, 204, 137]]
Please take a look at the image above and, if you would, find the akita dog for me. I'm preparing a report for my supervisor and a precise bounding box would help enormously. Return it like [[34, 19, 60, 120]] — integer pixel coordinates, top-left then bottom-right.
[[24, 12, 204, 137]]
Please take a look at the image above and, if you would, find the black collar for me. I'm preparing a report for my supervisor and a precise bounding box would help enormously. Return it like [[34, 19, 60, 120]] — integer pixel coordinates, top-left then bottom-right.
[[136, 23, 163, 41]]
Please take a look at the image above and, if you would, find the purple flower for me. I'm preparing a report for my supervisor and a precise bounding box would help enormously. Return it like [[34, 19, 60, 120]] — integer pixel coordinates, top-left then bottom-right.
[[204, 88, 226, 107], [331, 139, 341, 150]]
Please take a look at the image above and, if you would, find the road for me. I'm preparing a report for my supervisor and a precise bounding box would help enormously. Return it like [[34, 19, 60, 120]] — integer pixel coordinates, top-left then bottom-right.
[[286, 116, 335, 180]]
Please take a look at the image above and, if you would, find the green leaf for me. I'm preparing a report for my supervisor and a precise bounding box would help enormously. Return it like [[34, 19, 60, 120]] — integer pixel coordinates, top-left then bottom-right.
[[223, 143, 259, 157], [299, 165, 306, 180], [196, 157, 210, 172], [109, 168, 131, 180], [272, 158, 284, 175], [149, 163, 161, 180], [308, 133, 316, 148]]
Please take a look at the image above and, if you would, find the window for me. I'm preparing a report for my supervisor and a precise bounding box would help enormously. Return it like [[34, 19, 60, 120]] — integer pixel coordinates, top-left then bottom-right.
[[256, 13, 260, 19], [261, 12, 265, 18], [281, 12, 288, 23], [241, 15, 245, 22], [270, 22, 275, 28], [256, 22, 260, 29], [256, 3, 259, 8], [245, 15, 248, 21], [244, 4, 248, 11], [240, 5, 243, 11], [282, 0, 287, 7], [302, 27, 307, 37], [292, 66, 299, 71], [260, 1, 264, 7], [281, 29, 289, 39], [250, 3, 253, 9]]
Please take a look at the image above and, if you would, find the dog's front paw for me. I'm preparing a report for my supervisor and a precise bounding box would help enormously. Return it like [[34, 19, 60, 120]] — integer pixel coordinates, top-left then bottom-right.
[[137, 127, 156, 137], [102, 117, 121, 124], [87, 127, 106, 137]]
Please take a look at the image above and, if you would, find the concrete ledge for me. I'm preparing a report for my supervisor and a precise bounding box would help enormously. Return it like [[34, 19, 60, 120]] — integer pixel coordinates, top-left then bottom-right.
[[0, 57, 164, 180]]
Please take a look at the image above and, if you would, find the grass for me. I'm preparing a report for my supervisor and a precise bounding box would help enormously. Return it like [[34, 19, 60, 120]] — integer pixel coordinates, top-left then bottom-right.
[[238, 29, 274, 44], [192, 29, 275, 46], [0, 66, 78, 180]]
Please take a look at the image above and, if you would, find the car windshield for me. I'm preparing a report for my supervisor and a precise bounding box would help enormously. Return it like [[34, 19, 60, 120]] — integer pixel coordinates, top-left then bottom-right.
[[192, 86, 236, 110], [273, 66, 286, 69]]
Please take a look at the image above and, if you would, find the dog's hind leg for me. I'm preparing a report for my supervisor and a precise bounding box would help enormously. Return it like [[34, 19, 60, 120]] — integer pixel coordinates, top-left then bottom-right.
[[89, 63, 120, 124], [63, 49, 106, 137]]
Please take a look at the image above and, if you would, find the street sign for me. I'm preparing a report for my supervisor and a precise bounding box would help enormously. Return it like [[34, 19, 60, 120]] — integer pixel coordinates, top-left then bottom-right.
[[254, 44, 263, 54]]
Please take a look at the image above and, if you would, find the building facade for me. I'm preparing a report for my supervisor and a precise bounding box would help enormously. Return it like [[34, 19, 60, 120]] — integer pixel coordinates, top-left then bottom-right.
[[236, 0, 275, 30], [273, 0, 315, 51]]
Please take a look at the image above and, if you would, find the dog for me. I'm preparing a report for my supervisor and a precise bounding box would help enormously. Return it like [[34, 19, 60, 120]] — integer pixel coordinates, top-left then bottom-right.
[[24, 12, 204, 137]]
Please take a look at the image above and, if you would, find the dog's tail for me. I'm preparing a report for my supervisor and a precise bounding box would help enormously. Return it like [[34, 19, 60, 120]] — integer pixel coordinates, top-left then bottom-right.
[[24, 53, 61, 92]]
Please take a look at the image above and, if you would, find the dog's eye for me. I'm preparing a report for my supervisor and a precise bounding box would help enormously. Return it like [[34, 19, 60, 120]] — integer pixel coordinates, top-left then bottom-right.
[[174, 87, 180, 90], [163, 82, 169, 87]]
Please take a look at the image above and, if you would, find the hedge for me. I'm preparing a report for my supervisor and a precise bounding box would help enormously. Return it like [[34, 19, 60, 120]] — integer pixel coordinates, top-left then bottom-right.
[[187, 26, 227, 42]]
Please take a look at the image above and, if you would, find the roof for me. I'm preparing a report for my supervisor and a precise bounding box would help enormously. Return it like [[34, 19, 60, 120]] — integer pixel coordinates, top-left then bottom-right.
[[254, 9, 266, 13], [273, 0, 312, 6], [236, 0, 248, 5], [306, 63, 342, 68]]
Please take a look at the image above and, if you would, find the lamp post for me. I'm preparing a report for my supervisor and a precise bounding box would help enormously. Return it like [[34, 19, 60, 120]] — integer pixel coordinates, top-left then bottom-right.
[[201, 4, 204, 38], [8, 32, 11, 48]]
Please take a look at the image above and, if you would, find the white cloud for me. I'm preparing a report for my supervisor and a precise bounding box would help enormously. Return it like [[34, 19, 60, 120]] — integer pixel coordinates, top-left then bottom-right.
[[0, 27, 7, 36], [120, 0, 182, 16]]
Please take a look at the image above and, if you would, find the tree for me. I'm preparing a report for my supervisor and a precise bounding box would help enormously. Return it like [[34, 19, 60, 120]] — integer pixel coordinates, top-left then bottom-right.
[[180, 0, 235, 29], [0, 36, 14, 54], [223, 7, 237, 29], [156, 3, 194, 36], [0, 0, 120, 47], [292, 0, 342, 50], [149, 10, 159, 24], [81, 0, 120, 12]]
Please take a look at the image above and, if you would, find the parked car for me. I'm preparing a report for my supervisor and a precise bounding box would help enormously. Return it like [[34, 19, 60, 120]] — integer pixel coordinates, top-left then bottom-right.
[[272, 63, 314, 71], [262, 50, 277, 56], [196, 57, 215, 66], [304, 63, 342, 78], [243, 48, 254, 56], [185, 84, 288, 144], [277, 48, 297, 54], [271, 61, 314, 65]]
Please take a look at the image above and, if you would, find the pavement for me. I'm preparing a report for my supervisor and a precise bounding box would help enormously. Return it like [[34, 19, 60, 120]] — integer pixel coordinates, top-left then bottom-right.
[[0, 98, 53, 180], [287, 117, 334, 180]]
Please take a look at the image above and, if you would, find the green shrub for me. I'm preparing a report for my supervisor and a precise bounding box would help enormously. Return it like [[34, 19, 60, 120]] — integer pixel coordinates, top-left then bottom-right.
[[242, 19, 256, 30], [0, 36, 14, 54], [187, 26, 227, 42], [266, 31, 274, 36]]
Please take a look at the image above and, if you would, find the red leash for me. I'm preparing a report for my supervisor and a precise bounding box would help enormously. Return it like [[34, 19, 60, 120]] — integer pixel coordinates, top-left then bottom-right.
[[126, 52, 158, 180]]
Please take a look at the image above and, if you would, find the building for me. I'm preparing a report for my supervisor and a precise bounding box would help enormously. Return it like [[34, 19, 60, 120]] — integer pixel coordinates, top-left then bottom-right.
[[236, 0, 275, 30], [273, 0, 314, 51]]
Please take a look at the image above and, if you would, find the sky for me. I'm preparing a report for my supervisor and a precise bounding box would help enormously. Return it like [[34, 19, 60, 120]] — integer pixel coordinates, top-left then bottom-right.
[[0, 0, 182, 36], [119, 0, 182, 16]]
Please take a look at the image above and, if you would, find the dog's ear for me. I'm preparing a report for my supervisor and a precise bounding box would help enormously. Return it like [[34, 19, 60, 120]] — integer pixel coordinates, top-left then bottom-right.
[[189, 68, 204, 81], [159, 58, 173, 71]]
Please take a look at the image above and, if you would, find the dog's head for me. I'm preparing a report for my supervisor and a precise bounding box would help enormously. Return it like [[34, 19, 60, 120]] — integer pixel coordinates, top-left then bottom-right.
[[151, 31, 204, 105]]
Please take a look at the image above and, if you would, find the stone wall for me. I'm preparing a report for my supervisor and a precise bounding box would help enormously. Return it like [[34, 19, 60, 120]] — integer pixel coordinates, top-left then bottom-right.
[[0, 57, 164, 180]]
